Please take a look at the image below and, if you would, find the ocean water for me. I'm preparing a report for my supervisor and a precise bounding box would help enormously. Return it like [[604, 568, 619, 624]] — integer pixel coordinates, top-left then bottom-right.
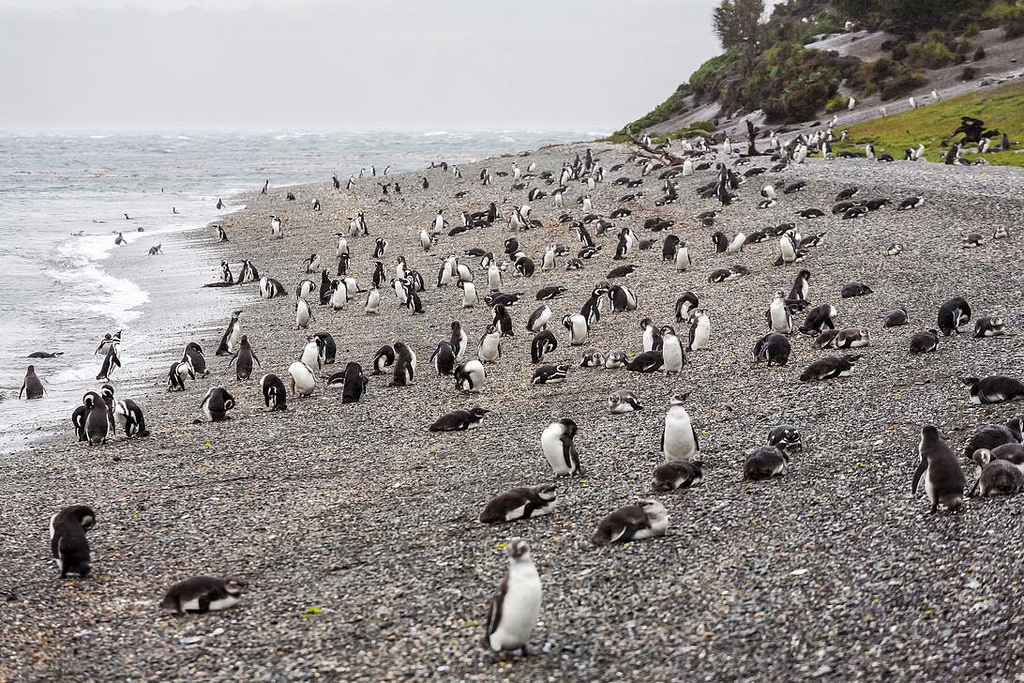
[[0, 128, 603, 449]]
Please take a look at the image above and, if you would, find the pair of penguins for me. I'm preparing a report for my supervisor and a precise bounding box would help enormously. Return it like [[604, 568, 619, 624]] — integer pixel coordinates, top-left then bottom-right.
[[72, 384, 149, 446], [51, 504, 244, 613]]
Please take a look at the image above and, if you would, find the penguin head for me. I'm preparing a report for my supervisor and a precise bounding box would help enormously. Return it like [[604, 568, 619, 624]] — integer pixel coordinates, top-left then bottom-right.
[[669, 390, 692, 405], [507, 537, 531, 561]]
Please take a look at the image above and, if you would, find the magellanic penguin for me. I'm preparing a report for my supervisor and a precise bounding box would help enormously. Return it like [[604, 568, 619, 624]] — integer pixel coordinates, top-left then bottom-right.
[[882, 307, 909, 328], [454, 360, 486, 392], [799, 303, 837, 336], [591, 498, 669, 546], [530, 330, 558, 364], [94, 329, 121, 356], [909, 329, 940, 354], [531, 364, 568, 385], [83, 392, 110, 446], [229, 335, 260, 380], [687, 309, 711, 352], [767, 424, 803, 457], [295, 297, 313, 329], [973, 316, 1006, 338], [482, 538, 542, 657], [912, 425, 966, 513], [429, 406, 489, 431], [168, 358, 195, 392], [20, 365, 44, 399], [372, 344, 395, 375], [751, 332, 791, 366], [608, 389, 644, 413], [391, 342, 417, 386], [743, 445, 789, 480], [430, 340, 457, 376], [767, 290, 793, 334], [183, 341, 209, 376], [937, 297, 971, 336], [288, 362, 317, 397], [562, 313, 589, 346], [970, 449, 1024, 497], [651, 460, 705, 492], [50, 505, 96, 578], [260, 373, 288, 411], [95, 341, 122, 381], [215, 310, 243, 356], [479, 485, 557, 524], [200, 387, 236, 422], [962, 376, 1024, 405], [259, 277, 286, 299], [341, 362, 369, 403], [662, 391, 699, 461], [541, 418, 582, 476], [113, 398, 150, 438], [478, 325, 502, 363], [160, 576, 246, 614], [625, 350, 664, 373], [799, 354, 861, 381], [660, 327, 685, 373]]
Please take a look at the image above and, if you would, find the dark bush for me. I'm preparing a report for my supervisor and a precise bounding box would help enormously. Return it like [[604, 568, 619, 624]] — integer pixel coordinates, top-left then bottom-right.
[[880, 71, 927, 100], [973, 46, 986, 61], [961, 66, 978, 81]]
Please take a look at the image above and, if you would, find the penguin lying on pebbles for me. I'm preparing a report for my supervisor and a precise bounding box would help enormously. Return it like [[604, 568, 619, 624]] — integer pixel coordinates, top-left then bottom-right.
[[479, 485, 557, 524], [651, 460, 705, 492], [911, 425, 965, 514], [160, 576, 246, 614], [482, 538, 542, 657], [50, 505, 95, 578], [429, 406, 489, 431], [608, 389, 644, 413], [962, 420, 1022, 458], [766, 425, 802, 456], [969, 449, 1024, 497], [909, 329, 940, 354], [744, 445, 789, 480], [962, 376, 1024, 404], [591, 499, 669, 546], [799, 354, 861, 381], [882, 307, 908, 327]]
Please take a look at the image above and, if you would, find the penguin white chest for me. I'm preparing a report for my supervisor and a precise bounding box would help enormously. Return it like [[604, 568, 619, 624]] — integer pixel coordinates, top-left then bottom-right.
[[181, 594, 240, 613], [662, 336, 684, 372], [489, 564, 542, 651], [541, 425, 572, 475], [663, 408, 696, 460]]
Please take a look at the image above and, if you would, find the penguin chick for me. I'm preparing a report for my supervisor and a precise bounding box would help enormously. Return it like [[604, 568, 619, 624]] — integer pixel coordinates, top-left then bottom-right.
[[479, 485, 557, 524], [591, 498, 669, 546], [911, 425, 965, 513], [482, 538, 542, 656], [651, 460, 705, 492], [160, 576, 246, 614], [743, 445, 789, 480]]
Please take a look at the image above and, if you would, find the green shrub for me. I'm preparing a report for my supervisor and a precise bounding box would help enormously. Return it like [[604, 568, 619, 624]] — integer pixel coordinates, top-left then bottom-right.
[[826, 94, 850, 113], [880, 72, 927, 100]]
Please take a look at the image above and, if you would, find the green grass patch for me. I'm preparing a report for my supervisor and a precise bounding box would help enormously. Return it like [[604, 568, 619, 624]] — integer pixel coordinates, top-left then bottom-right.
[[834, 79, 1024, 166]]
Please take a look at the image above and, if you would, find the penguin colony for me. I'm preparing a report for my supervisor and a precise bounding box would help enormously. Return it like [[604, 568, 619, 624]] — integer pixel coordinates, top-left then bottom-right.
[[22, 132, 1024, 666]]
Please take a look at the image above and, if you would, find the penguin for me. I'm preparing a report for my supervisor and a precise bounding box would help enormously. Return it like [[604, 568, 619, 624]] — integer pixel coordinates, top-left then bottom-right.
[[113, 398, 149, 437], [430, 341, 457, 376], [662, 391, 699, 461], [478, 325, 502, 363], [311, 332, 336, 365], [751, 332, 791, 366], [962, 422, 1021, 459], [532, 364, 568, 385], [602, 350, 628, 370], [328, 279, 349, 311], [530, 330, 558, 364], [259, 277, 286, 299], [625, 350, 664, 373], [148, 243, 162, 256], [83, 393, 110, 446], [216, 224, 229, 242], [27, 351, 63, 359], [607, 389, 644, 414], [912, 425, 965, 513], [287, 362, 317, 398], [364, 285, 381, 314], [216, 310, 243, 356], [95, 341, 121, 381], [711, 231, 729, 253], [429, 406, 490, 431], [973, 316, 1006, 338], [562, 313, 589, 346], [660, 327, 685, 373], [270, 214, 283, 237], [372, 345, 395, 375], [454, 360, 486, 392], [832, 328, 871, 349], [392, 341, 416, 386], [909, 329, 940, 354], [482, 537, 542, 656], [687, 309, 711, 352], [260, 373, 288, 411], [675, 292, 699, 322], [651, 460, 705, 492], [799, 354, 861, 381], [19, 365, 44, 399], [609, 284, 638, 312], [165, 358, 193, 392], [674, 240, 691, 271], [200, 387, 236, 421], [841, 282, 873, 298], [541, 418, 581, 476], [580, 348, 606, 368], [160, 576, 246, 614], [450, 321, 469, 361], [341, 362, 369, 403], [962, 376, 1024, 405], [937, 296, 971, 336], [50, 505, 95, 578], [970, 449, 1024, 497], [788, 270, 811, 303], [776, 232, 802, 265], [897, 195, 924, 210], [479, 485, 557, 524], [640, 318, 663, 352], [799, 304, 837, 336], [591, 498, 669, 546], [744, 445, 789, 480], [226, 335, 259, 380], [181, 341, 208, 376], [373, 237, 388, 258], [526, 305, 552, 333], [460, 281, 479, 308], [535, 285, 566, 301], [295, 298, 313, 329], [94, 330, 121, 356], [492, 304, 515, 337], [883, 307, 909, 328], [767, 424, 803, 456]]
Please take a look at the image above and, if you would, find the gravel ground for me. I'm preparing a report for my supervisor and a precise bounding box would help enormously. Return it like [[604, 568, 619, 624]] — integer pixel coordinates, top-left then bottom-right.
[[2, 140, 1024, 682]]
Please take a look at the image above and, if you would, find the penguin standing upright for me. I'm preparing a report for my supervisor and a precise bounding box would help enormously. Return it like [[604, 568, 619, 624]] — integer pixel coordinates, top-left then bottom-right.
[[183, 341, 208, 376], [660, 327, 685, 373], [95, 341, 121, 381], [662, 391, 699, 461], [392, 341, 417, 386], [911, 425, 966, 513], [478, 325, 502, 363], [450, 321, 469, 361], [687, 310, 710, 351], [229, 335, 260, 380], [767, 291, 793, 334], [541, 418, 582, 476], [19, 365, 44, 399], [83, 393, 110, 446], [288, 362, 317, 397], [216, 310, 243, 356], [430, 341, 457, 376], [50, 505, 96, 578], [482, 538, 542, 656]]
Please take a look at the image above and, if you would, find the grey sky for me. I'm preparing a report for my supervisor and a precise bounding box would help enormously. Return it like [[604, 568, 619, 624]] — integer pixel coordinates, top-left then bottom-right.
[[0, 0, 722, 131]]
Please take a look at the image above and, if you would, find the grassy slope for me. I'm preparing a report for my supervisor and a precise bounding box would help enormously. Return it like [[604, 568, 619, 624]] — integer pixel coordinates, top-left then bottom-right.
[[834, 79, 1024, 166]]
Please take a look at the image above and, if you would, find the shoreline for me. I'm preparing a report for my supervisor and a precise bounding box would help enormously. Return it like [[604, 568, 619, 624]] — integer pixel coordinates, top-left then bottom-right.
[[4, 139, 1024, 681]]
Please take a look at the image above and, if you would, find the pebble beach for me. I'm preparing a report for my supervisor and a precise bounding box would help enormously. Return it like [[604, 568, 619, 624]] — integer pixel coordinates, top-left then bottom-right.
[[3, 138, 1024, 682]]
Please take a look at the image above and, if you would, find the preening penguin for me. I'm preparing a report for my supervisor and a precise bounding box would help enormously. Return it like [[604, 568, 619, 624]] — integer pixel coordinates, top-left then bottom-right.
[[651, 460, 705, 491], [429, 406, 490, 431], [216, 310, 243, 356], [908, 329, 939, 354], [288, 362, 317, 397], [260, 373, 288, 411], [200, 387, 236, 421], [482, 538, 542, 657], [341, 362, 369, 403], [662, 391, 699, 461], [372, 345, 396, 375], [608, 389, 644, 413], [113, 398, 150, 438], [430, 340, 457, 376], [911, 425, 965, 513], [937, 297, 971, 335], [530, 330, 558, 364], [970, 449, 1024, 497], [314, 331, 337, 364], [479, 485, 557, 524], [83, 392, 111, 446], [183, 341, 209, 376], [454, 360, 486, 392], [591, 498, 669, 546], [767, 424, 803, 456], [562, 313, 589, 346], [259, 277, 286, 299], [160, 576, 246, 614], [50, 505, 95, 578], [295, 297, 314, 329], [751, 332, 791, 366], [391, 341, 417, 386], [541, 418, 582, 476]]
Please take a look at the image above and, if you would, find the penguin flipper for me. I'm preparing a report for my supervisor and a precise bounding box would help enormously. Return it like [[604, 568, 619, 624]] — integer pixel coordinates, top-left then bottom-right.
[[910, 456, 928, 494], [692, 428, 700, 454], [483, 589, 503, 644], [612, 522, 641, 544]]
